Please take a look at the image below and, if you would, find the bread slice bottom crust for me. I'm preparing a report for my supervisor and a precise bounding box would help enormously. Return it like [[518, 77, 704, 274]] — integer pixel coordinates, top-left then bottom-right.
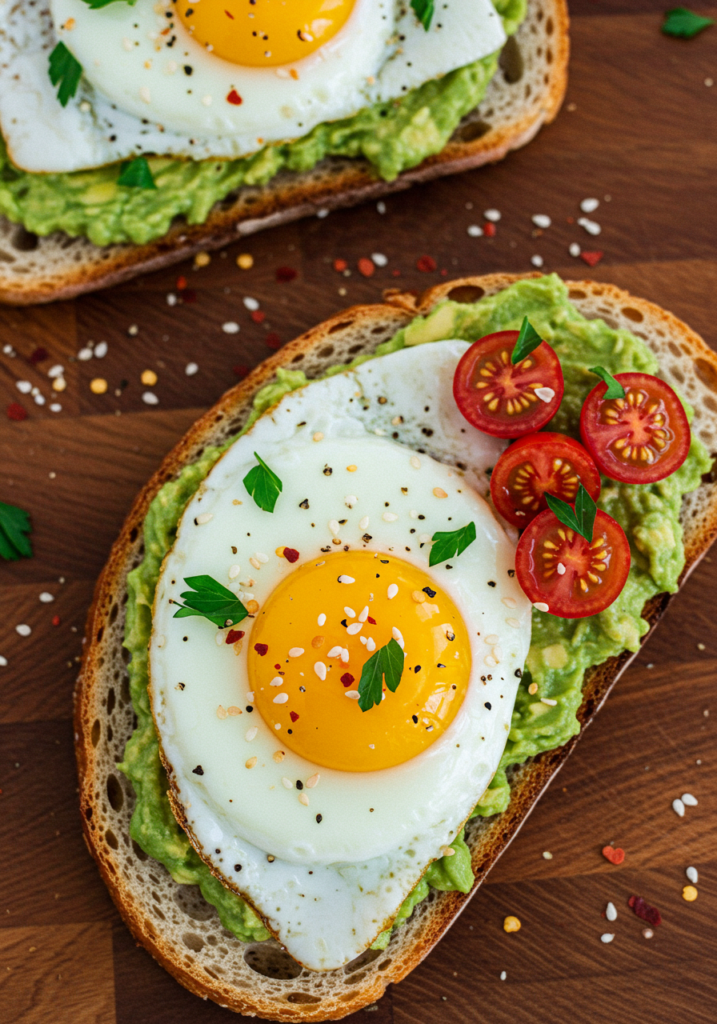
[[0, 0, 568, 305], [74, 273, 717, 1021]]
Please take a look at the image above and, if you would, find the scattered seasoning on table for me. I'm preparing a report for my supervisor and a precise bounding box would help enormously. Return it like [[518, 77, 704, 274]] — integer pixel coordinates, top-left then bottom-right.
[[358, 257, 375, 277], [601, 845, 625, 865], [628, 895, 662, 927], [237, 253, 253, 269], [7, 403, 28, 421], [276, 266, 297, 282], [416, 255, 437, 272], [503, 916, 521, 933], [682, 885, 698, 901], [580, 251, 604, 267]]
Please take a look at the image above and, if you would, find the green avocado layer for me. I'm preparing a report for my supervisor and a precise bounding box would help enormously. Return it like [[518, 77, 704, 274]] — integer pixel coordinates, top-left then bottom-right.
[[0, 0, 523, 248], [119, 274, 711, 950]]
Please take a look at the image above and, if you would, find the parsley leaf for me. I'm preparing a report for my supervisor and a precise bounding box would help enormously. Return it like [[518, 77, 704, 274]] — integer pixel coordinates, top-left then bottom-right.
[[243, 452, 283, 513], [173, 575, 249, 629], [358, 638, 405, 712], [411, 0, 435, 29], [545, 484, 597, 543], [511, 316, 544, 364], [589, 365, 626, 400], [0, 501, 33, 561], [81, 0, 138, 7], [429, 521, 477, 567], [662, 7, 714, 37], [117, 157, 157, 189], [48, 42, 83, 107]]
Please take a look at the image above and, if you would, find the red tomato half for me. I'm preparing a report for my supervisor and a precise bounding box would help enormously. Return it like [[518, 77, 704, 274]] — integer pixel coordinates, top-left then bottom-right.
[[515, 508, 630, 618], [453, 330, 564, 438], [490, 432, 602, 529], [580, 372, 690, 484]]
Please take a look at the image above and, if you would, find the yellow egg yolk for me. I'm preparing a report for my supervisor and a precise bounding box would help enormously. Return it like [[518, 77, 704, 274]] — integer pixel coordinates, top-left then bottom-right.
[[176, 0, 356, 68], [248, 552, 471, 772]]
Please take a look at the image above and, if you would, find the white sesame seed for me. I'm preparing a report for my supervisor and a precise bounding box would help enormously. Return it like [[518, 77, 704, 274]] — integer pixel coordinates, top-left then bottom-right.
[[359, 516, 370, 530], [682, 792, 698, 806], [282, 777, 293, 789], [600, 933, 615, 944], [246, 692, 255, 702], [139, 85, 151, 103], [366, 637, 376, 652], [501, 597, 517, 609], [535, 386, 555, 403], [534, 602, 549, 613], [50, 404, 62, 413], [485, 634, 499, 645], [580, 197, 599, 213], [492, 646, 503, 662], [642, 928, 654, 939], [377, 201, 386, 214], [222, 321, 240, 334], [382, 512, 399, 522], [0, 656, 7, 667], [372, 253, 388, 267], [215, 631, 225, 647], [273, 693, 289, 704], [317, 613, 326, 626], [557, 562, 566, 575], [441, 846, 456, 857], [672, 798, 686, 817], [228, 564, 241, 579], [686, 866, 699, 884], [578, 217, 601, 236], [255, 552, 269, 563], [341, 648, 349, 663], [246, 726, 258, 741], [345, 691, 360, 700], [94, 341, 108, 358], [202, 94, 212, 106], [48, 365, 64, 379], [314, 662, 327, 680], [392, 627, 404, 648], [195, 512, 213, 525], [338, 575, 355, 584], [270, 677, 283, 687], [16, 624, 31, 637], [532, 214, 552, 229], [467, 225, 483, 237], [299, 792, 310, 806], [166, 293, 177, 306], [500, 972, 507, 981], [306, 773, 320, 789], [289, 647, 304, 657], [409, 510, 419, 519], [275, 723, 281, 730], [16, 380, 32, 394], [360, 636, 367, 645], [484, 209, 501, 222], [506, 617, 520, 628], [328, 646, 343, 658], [358, 606, 369, 622], [531, 255, 544, 268], [243, 296, 260, 311], [569, 243, 581, 258], [142, 391, 159, 405], [328, 520, 340, 536], [409, 456, 421, 470], [387, 584, 399, 600], [542, 851, 553, 860], [541, 697, 558, 706], [484, 655, 497, 667], [185, 362, 199, 376], [39, 592, 55, 603], [605, 902, 617, 922], [347, 622, 363, 635]]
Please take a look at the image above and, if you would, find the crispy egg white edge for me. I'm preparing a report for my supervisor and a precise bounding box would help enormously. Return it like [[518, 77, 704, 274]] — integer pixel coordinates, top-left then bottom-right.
[[0, 0, 504, 171]]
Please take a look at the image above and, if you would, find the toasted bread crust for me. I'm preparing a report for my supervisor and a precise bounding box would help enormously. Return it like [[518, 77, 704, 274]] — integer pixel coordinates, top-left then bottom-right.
[[0, 0, 568, 306], [74, 273, 717, 1021]]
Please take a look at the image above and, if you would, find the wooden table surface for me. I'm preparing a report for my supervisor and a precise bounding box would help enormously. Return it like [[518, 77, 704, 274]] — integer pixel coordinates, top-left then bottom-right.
[[2, 4, 717, 1022]]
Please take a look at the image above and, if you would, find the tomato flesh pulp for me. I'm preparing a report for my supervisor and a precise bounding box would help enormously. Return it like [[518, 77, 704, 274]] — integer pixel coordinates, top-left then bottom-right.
[[580, 372, 690, 484], [490, 432, 601, 528], [515, 509, 631, 618], [453, 330, 564, 438]]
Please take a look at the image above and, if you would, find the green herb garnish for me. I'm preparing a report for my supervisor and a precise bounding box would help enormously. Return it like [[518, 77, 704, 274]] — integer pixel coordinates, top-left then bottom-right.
[[410, 0, 435, 30], [357, 638, 405, 712], [243, 453, 283, 513], [48, 42, 83, 107], [81, 0, 138, 7], [545, 484, 597, 543], [589, 365, 626, 400], [428, 522, 477, 567], [0, 501, 33, 561], [662, 7, 714, 37], [118, 157, 157, 189], [173, 575, 248, 628], [511, 316, 544, 364]]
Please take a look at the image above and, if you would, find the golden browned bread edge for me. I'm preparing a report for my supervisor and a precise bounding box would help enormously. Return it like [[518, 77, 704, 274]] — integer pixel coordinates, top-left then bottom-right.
[[74, 272, 717, 1021], [0, 0, 568, 306]]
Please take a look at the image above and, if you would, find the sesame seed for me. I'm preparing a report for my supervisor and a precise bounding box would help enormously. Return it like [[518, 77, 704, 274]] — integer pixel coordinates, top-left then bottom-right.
[[600, 933, 615, 944], [605, 902, 617, 922], [228, 564, 241, 579], [682, 792, 698, 806], [249, 557, 261, 570], [359, 516, 370, 529], [387, 584, 399, 600], [484, 655, 497, 667], [358, 606, 369, 622], [245, 756, 257, 769], [313, 432, 324, 442], [15, 624, 31, 637], [222, 321, 240, 334], [273, 693, 289, 704], [341, 648, 349, 663], [328, 519, 340, 535], [314, 662, 327, 680], [686, 866, 699, 884], [328, 646, 343, 658], [467, 224, 483, 237], [338, 575, 355, 584], [532, 214, 552, 229], [273, 750, 286, 763], [345, 691, 360, 700], [441, 846, 456, 858], [366, 637, 376, 652], [347, 622, 363, 635], [536, 387, 556, 403], [299, 792, 310, 806], [270, 677, 283, 687], [642, 928, 654, 939], [534, 602, 549, 613], [289, 647, 305, 657], [195, 512, 213, 525], [237, 253, 254, 269], [246, 726, 258, 741], [39, 592, 54, 603], [485, 634, 499, 644], [484, 209, 501, 222], [306, 773, 320, 789], [541, 697, 557, 706], [282, 777, 293, 788], [506, 617, 520, 628], [569, 242, 581, 258], [580, 197, 599, 213], [673, 798, 686, 817], [392, 627, 404, 648], [227, 706, 241, 716], [142, 391, 159, 405], [531, 255, 544, 268], [185, 362, 199, 376], [412, 590, 426, 603], [317, 613, 326, 626], [217, 705, 227, 719], [433, 487, 448, 498], [542, 851, 553, 860], [382, 511, 399, 522], [502, 597, 517, 608]]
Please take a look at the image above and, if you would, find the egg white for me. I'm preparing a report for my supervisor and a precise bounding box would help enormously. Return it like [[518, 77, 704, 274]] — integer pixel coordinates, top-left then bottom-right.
[[149, 343, 531, 969], [0, 0, 505, 171]]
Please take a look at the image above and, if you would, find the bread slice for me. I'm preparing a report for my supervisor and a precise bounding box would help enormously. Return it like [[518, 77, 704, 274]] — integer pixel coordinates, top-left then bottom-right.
[[74, 272, 717, 1021], [0, 0, 567, 306]]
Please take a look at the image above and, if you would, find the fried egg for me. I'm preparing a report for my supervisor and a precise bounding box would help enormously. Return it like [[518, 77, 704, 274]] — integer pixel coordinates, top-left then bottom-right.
[[149, 342, 531, 969], [0, 0, 506, 171]]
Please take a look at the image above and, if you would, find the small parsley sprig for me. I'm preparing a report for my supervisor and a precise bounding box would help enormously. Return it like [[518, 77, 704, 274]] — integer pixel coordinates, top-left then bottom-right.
[[173, 575, 248, 628], [429, 522, 477, 567], [118, 157, 156, 189], [411, 0, 435, 30], [545, 484, 597, 543], [662, 7, 714, 38], [243, 453, 282, 513], [590, 366, 626, 399], [0, 501, 33, 561], [357, 638, 404, 712], [511, 317, 544, 364], [48, 42, 83, 107]]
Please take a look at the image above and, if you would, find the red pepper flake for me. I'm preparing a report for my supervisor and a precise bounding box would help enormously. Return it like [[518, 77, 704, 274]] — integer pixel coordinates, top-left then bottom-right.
[[274, 663, 281, 670], [29, 347, 49, 364], [276, 266, 297, 283], [357, 257, 375, 278], [367, 616, 376, 625], [580, 250, 604, 267], [341, 673, 355, 687], [250, 310, 266, 324], [176, 275, 188, 290], [628, 895, 662, 927], [226, 88, 243, 105], [7, 402, 28, 421], [289, 711, 300, 722], [333, 258, 347, 272], [225, 9, 235, 19], [265, 333, 282, 350], [440, 268, 448, 276], [566, 216, 575, 224], [391, 269, 401, 277], [283, 547, 300, 563], [254, 643, 268, 656], [483, 222, 496, 238], [601, 845, 625, 865], [233, 364, 249, 378], [416, 255, 437, 272], [52, 615, 61, 627], [226, 629, 245, 645]]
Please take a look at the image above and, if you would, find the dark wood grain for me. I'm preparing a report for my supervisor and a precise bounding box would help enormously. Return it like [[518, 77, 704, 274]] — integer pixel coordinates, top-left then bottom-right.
[[1, 5, 717, 1022]]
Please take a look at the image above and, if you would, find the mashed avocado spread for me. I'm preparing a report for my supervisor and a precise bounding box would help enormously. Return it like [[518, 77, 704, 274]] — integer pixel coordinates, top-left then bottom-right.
[[0, 0, 523, 248], [119, 275, 711, 950]]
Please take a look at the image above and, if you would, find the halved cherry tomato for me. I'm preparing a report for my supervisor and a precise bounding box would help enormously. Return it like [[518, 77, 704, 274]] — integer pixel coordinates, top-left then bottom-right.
[[491, 432, 601, 529], [515, 508, 630, 618], [453, 330, 564, 438], [580, 372, 690, 484]]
